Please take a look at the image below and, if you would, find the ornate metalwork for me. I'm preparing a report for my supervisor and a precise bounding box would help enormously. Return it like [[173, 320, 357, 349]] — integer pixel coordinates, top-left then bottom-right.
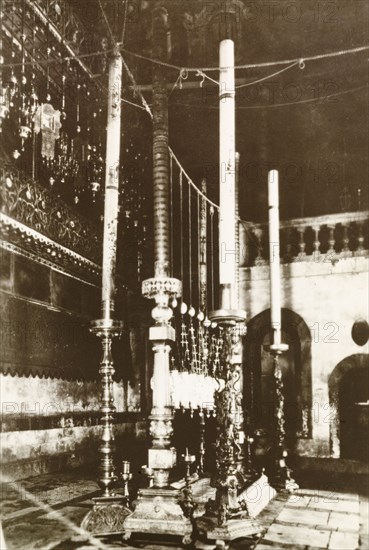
[[142, 277, 182, 301], [1, 164, 101, 262], [273, 354, 285, 448], [90, 319, 123, 495], [209, 326, 248, 526], [269, 346, 299, 492], [81, 497, 131, 535]]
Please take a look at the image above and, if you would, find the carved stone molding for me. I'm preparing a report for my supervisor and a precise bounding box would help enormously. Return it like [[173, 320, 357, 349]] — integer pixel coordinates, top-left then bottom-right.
[[1, 165, 101, 262]]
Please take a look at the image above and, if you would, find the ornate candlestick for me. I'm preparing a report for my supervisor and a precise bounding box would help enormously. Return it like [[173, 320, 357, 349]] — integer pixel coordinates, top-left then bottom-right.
[[180, 448, 197, 519], [267, 170, 298, 492], [122, 5, 192, 544], [120, 461, 132, 503], [81, 50, 131, 535], [182, 448, 196, 481], [196, 40, 274, 548]]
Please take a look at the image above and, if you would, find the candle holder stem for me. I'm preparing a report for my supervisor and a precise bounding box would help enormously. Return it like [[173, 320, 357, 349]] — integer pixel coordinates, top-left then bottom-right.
[[81, 320, 132, 535], [196, 317, 276, 547], [197, 408, 206, 476], [269, 346, 299, 492]]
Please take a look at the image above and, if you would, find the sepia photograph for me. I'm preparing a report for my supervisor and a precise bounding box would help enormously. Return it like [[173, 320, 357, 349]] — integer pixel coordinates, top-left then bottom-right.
[[0, 1, 368, 548]]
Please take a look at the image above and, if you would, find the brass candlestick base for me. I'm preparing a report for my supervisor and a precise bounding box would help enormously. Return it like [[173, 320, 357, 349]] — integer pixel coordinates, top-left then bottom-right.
[[123, 487, 193, 545], [81, 319, 134, 535], [82, 457, 133, 536], [81, 496, 131, 536], [195, 311, 272, 548]]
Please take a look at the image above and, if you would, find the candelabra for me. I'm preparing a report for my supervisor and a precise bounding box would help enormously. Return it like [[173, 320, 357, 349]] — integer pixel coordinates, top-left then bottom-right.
[[81, 320, 132, 534], [196, 316, 264, 547]]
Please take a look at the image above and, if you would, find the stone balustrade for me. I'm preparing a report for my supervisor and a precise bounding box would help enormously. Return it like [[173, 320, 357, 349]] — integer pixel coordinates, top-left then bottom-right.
[[239, 210, 369, 268]]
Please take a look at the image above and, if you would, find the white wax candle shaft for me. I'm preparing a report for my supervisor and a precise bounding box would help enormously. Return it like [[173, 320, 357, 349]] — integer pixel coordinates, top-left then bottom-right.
[[101, 54, 122, 320], [219, 39, 236, 296], [268, 170, 281, 345]]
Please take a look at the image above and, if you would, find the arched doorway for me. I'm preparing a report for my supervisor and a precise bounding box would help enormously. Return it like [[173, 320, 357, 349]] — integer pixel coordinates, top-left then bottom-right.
[[328, 354, 369, 460], [244, 308, 312, 454]]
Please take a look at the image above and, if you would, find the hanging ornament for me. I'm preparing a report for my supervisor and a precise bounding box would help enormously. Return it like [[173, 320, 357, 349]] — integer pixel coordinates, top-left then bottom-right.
[[34, 102, 61, 159], [91, 180, 101, 200]]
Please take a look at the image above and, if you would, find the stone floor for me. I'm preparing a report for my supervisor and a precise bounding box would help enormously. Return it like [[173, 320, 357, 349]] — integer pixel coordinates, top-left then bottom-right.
[[1, 468, 368, 550]]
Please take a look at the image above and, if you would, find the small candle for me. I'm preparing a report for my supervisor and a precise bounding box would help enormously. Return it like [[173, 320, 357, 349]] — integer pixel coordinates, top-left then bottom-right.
[[185, 447, 189, 457], [122, 460, 130, 474]]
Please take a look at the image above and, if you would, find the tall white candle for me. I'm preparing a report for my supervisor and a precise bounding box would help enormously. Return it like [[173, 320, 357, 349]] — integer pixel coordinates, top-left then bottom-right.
[[268, 170, 282, 346], [219, 39, 236, 308], [101, 54, 122, 321]]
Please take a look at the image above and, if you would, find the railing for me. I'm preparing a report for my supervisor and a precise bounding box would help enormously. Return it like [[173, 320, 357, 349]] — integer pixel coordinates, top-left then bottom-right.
[[240, 211, 369, 268]]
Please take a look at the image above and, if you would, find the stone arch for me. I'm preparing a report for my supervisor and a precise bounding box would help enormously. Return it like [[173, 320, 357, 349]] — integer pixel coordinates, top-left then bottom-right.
[[328, 354, 369, 459], [244, 308, 312, 449]]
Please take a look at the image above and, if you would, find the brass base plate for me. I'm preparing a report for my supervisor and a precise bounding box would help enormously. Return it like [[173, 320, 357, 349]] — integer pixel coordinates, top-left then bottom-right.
[[81, 495, 131, 535], [196, 514, 261, 549], [123, 487, 193, 544], [195, 474, 276, 547]]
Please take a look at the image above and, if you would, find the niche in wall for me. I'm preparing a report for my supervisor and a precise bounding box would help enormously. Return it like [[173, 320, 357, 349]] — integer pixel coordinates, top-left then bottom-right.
[[329, 354, 369, 461], [244, 308, 312, 451]]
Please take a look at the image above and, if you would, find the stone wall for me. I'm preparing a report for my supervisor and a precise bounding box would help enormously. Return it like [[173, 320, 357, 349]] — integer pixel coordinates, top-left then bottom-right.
[[0, 248, 148, 480], [240, 255, 369, 458]]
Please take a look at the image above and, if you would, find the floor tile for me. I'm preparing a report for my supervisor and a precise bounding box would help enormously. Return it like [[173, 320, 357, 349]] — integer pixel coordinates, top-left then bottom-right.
[[328, 530, 359, 549], [277, 507, 330, 527], [263, 523, 331, 548], [300, 489, 358, 502], [285, 494, 311, 508], [308, 499, 360, 514], [328, 512, 360, 533]]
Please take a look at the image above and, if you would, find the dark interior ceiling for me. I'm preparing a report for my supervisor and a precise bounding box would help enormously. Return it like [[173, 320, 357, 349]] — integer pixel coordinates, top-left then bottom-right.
[[93, 0, 369, 222], [3, 0, 369, 223]]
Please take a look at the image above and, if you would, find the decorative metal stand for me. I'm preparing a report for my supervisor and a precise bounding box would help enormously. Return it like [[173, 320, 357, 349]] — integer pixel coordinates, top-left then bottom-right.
[[81, 321, 132, 535], [195, 315, 276, 549], [268, 344, 299, 492], [123, 274, 193, 543]]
